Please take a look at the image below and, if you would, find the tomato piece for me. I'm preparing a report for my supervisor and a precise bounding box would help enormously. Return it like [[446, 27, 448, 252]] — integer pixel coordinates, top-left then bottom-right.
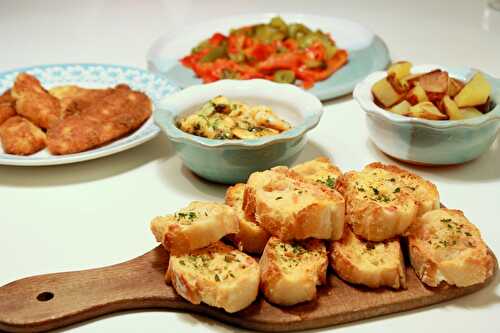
[[208, 33, 227, 46], [257, 52, 301, 72], [296, 49, 348, 84], [250, 44, 274, 61]]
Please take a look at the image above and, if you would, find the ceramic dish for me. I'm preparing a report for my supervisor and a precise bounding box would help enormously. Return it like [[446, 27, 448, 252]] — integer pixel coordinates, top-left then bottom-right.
[[155, 79, 323, 184], [147, 13, 390, 101], [354, 64, 500, 165], [0, 64, 178, 166]]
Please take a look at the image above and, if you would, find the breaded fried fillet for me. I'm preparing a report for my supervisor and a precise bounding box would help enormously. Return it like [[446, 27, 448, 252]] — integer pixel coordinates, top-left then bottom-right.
[[49, 85, 115, 117], [46, 87, 152, 155], [0, 90, 16, 125], [11, 73, 62, 129], [0, 116, 46, 155]]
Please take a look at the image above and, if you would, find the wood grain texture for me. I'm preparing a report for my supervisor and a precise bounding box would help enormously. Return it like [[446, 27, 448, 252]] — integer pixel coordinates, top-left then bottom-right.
[[0, 245, 497, 333]]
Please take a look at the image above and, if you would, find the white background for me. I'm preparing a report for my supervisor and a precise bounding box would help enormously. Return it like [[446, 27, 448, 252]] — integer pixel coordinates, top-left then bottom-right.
[[0, 0, 499, 332]]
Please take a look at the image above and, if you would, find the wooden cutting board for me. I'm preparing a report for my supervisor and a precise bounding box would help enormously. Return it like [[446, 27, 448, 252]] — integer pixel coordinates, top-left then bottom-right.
[[0, 245, 496, 333]]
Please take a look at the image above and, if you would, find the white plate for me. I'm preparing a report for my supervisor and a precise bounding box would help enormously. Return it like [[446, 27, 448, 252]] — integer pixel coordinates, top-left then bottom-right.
[[0, 64, 178, 166], [147, 13, 390, 100]]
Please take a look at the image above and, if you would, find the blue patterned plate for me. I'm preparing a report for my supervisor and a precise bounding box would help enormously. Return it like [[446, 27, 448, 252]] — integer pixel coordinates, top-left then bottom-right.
[[147, 13, 390, 101], [0, 64, 178, 166]]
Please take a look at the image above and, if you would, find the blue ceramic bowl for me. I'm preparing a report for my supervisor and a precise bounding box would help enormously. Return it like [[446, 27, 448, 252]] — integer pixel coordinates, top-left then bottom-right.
[[354, 64, 500, 165], [155, 79, 323, 184]]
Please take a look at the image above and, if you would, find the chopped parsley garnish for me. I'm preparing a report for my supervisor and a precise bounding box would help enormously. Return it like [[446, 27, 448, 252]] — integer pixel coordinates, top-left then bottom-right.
[[214, 274, 220, 282], [389, 178, 396, 182], [440, 218, 452, 223], [371, 187, 380, 195], [317, 176, 336, 189], [176, 211, 198, 221], [465, 232, 472, 237], [393, 187, 400, 193], [275, 196, 283, 200]]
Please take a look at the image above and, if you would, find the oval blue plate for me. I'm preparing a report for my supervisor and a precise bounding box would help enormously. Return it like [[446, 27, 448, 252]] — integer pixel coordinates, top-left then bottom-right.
[[147, 13, 390, 101], [0, 63, 178, 166]]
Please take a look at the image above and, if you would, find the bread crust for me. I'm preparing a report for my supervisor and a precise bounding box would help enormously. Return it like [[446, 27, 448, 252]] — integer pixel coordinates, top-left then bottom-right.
[[166, 242, 260, 313], [336, 162, 429, 241], [331, 227, 406, 289], [151, 201, 239, 255], [225, 183, 270, 254], [260, 237, 327, 306], [244, 166, 345, 241], [408, 208, 494, 287]]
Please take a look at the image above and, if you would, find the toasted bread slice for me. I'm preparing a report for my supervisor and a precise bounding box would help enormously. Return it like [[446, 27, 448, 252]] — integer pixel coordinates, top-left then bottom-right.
[[150, 201, 239, 255], [336, 163, 439, 241], [292, 156, 342, 189], [260, 237, 328, 306], [243, 166, 345, 241], [166, 241, 260, 313], [225, 183, 270, 254], [331, 227, 406, 289], [408, 209, 494, 287]]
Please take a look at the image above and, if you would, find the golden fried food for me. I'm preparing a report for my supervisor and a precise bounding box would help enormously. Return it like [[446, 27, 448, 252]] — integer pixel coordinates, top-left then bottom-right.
[[0, 116, 46, 155], [11, 73, 62, 129], [0, 90, 16, 125], [47, 87, 152, 154], [49, 85, 115, 117]]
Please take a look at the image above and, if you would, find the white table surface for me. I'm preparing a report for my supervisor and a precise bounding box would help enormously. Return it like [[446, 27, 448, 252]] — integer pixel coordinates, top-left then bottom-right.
[[1, 0, 499, 332]]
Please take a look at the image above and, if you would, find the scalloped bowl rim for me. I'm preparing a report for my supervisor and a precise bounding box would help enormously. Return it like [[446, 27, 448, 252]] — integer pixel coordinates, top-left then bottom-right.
[[353, 64, 500, 129], [154, 79, 323, 149]]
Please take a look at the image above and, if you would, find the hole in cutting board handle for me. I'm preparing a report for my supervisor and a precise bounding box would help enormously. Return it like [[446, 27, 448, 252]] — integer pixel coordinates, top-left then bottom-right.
[[36, 292, 54, 302]]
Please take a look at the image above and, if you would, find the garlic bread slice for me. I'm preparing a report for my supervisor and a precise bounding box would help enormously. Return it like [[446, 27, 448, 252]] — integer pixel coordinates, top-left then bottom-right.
[[408, 209, 494, 287], [292, 156, 342, 190], [166, 241, 260, 313], [331, 227, 406, 289], [244, 166, 345, 241], [260, 237, 328, 306], [336, 163, 418, 241], [151, 201, 239, 254], [225, 183, 270, 254]]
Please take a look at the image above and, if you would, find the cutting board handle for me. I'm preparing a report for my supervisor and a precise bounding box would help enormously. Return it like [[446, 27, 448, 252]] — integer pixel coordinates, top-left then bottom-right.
[[0, 246, 176, 333]]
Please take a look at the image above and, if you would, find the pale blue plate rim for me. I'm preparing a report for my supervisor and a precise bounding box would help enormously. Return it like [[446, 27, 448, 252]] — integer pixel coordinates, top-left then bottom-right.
[[147, 35, 391, 101]]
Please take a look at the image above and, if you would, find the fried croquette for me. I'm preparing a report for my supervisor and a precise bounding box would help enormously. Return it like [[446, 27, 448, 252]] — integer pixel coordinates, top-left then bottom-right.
[[0, 90, 17, 125], [11, 73, 62, 129], [0, 116, 46, 155], [47, 87, 152, 154], [49, 85, 115, 117]]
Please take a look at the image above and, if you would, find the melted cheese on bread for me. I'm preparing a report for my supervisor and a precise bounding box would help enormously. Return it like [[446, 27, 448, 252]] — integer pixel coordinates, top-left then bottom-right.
[[292, 156, 342, 189], [260, 237, 327, 305], [166, 241, 260, 313], [244, 166, 345, 241], [336, 163, 421, 241], [151, 201, 239, 254], [408, 208, 494, 287], [331, 227, 406, 289]]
